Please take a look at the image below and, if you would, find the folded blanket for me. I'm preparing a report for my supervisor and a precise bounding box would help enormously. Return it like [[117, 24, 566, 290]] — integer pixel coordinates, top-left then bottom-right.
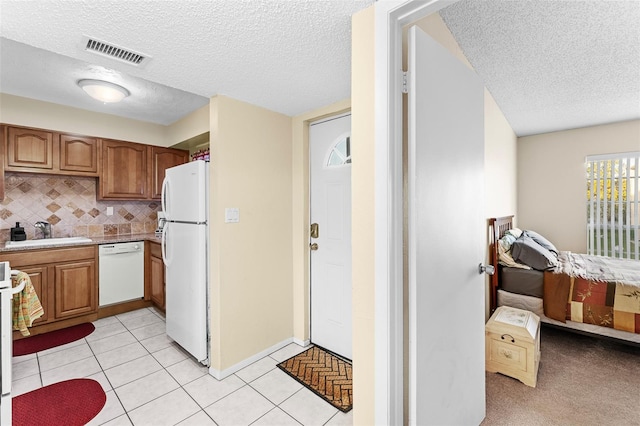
[[12, 271, 44, 337], [555, 252, 640, 288]]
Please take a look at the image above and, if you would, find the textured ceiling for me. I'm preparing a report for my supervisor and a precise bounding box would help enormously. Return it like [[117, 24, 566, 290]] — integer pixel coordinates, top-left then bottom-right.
[[1, 0, 638, 136], [440, 0, 640, 136], [0, 0, 373, 125]]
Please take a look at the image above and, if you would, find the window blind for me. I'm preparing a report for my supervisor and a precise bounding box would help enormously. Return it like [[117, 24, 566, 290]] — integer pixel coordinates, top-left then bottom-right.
[[586, 152, 639, 260]]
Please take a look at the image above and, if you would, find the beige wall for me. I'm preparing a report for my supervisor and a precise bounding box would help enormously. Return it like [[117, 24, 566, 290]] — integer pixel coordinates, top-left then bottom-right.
[[351, 6, 376, 426], [290, 99, 351, 343], [0, 93, 207, 147], [518, 119, 640, 252], [165, 104, 210, 146], [208, 95, 294, 371]]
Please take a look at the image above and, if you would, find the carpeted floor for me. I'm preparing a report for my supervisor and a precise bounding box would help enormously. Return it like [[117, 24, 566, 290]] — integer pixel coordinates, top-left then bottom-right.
[[484, 324, 640, 425]]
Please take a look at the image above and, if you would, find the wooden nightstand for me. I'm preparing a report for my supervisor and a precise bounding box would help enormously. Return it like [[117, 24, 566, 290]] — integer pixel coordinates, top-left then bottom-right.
[[486, 306, 540, 387]]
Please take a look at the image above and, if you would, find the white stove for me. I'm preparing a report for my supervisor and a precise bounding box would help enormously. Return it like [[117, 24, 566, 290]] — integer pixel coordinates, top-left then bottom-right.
[[1, 261, 23, 425]]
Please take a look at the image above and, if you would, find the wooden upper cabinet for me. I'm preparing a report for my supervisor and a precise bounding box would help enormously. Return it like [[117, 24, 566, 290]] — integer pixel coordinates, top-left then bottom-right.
[[2, 123, 189, 201], [3, 126, 97, 176], [0, 125, 5, 201], [6, 126, 54, 170], [100, 139, 148, 199], [150, 146, 189, 199], [59, 134, 98, 175]]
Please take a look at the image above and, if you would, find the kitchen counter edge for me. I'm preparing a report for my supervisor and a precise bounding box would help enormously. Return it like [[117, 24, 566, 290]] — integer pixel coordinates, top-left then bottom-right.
[[0, 233, 161, 252]]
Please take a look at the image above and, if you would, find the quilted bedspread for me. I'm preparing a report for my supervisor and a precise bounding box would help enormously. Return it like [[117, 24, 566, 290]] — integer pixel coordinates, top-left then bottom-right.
[[544, 253, 640, 335]]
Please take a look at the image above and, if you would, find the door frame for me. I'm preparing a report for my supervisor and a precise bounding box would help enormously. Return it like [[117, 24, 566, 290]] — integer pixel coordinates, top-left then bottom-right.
[[373, 1, 460, 424]]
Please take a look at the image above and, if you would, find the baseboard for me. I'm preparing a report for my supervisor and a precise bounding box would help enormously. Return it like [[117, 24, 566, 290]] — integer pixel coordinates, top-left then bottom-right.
[[208, 337, 306, 380], [293, 337, 310, 347]]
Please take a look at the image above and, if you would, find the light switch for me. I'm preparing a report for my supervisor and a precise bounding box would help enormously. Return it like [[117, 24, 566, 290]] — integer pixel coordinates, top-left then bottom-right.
[[225, 208, 239, 223], [106, 206, 114, 216]]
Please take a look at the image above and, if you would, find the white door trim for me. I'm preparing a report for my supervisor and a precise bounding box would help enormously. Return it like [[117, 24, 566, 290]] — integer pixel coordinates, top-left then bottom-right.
[[373, 1, 461, 424]]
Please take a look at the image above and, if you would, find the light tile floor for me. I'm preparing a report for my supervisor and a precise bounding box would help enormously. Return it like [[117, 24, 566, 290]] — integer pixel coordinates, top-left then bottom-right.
[[12, 307, 353, 426]]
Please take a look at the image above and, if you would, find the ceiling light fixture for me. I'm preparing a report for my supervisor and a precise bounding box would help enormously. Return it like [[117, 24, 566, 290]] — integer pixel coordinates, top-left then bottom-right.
[[78, 79, 129, 103]]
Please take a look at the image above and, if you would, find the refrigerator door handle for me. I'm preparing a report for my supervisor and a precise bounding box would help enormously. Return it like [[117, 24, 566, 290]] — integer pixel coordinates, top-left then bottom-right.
[[161, 223, 171, 266], [161, 177, 170, 219]]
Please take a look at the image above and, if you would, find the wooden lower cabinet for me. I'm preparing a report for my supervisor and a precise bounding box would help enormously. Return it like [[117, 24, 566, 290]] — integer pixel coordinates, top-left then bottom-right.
[[149, 242, 165, 310], [18, 266, 50, 325], [54, 260, 97, 319], [3, 246, 98, 332]]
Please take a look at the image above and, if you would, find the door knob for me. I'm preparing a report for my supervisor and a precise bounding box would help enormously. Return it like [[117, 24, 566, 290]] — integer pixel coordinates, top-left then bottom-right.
[[478, 263, 495, 275], [310, 243, 318, 251]]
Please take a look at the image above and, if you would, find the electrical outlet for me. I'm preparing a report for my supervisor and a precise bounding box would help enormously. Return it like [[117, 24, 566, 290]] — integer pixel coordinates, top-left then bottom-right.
[[106, 206, 114, 216]]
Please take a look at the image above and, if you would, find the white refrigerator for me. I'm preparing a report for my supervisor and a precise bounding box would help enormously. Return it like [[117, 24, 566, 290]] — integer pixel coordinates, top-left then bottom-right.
[[161, 160, 209, 364]]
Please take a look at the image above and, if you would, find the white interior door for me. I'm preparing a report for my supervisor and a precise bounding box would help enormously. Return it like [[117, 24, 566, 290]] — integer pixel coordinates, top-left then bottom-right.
[[408, 26, 486, 425], [310, 114, 352, 359]]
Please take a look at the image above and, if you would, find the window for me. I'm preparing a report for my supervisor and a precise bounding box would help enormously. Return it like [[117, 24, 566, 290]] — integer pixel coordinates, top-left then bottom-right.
[[586, 152, 639, 259], [327, 136, 351, 167]]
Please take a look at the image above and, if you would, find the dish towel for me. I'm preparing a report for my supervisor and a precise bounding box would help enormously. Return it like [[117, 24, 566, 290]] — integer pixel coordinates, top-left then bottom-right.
[[12, 271, 44, 336]]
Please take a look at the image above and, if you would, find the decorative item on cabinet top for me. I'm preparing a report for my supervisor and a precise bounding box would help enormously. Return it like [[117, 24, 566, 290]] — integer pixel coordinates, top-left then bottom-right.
[[190, 147, 209, 162]]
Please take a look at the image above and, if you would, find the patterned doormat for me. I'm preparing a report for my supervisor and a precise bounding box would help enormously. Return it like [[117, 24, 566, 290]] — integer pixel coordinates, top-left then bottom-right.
[[277, 346, 353, 412]]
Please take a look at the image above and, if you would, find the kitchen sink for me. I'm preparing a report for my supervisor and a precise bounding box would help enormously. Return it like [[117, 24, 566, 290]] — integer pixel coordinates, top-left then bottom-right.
[[5, 237, 93, 248]]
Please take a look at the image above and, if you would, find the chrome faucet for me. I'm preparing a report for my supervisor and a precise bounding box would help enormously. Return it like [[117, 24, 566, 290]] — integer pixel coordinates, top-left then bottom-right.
[[34, 221, 52, 239]]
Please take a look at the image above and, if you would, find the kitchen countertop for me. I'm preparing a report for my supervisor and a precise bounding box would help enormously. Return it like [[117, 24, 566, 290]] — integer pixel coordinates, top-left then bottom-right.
[[0, 233, 162, 252]]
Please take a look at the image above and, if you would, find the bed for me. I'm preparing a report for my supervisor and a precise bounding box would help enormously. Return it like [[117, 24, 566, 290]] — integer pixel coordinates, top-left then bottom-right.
[[489, 215, 640, 344]]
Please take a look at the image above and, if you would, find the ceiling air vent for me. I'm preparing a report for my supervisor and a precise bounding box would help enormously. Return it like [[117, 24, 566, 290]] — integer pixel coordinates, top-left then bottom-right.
[[82, 36, 150, 67]]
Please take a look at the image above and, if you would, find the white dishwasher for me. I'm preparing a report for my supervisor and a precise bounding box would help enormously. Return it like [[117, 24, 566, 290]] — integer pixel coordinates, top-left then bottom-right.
[[99, 241, 144, 306]]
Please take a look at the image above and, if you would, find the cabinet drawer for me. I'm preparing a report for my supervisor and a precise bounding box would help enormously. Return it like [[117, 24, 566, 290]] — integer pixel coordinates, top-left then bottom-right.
[[487, 337, 528, 371]]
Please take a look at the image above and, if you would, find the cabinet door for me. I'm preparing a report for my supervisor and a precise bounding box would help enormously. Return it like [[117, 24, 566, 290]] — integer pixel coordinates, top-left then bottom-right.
[[18, 266, 51, 325], [100, 139, 148, 199], [54, 260, 97, 319], [0, 125, 5, 201], [60, 134, 98, 174], [6, 127, 54, 170], [150, 255, 165, 310], [150, 147, 189, 199]]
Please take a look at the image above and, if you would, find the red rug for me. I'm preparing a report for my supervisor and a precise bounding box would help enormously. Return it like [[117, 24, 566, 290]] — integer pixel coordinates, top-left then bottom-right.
[[12, 378, 106, 426], [13, 323, 95, 356]]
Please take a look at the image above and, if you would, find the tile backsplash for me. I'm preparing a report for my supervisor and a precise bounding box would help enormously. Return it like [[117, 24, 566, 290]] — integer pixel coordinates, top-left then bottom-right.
[[0, 172, 159, 242]]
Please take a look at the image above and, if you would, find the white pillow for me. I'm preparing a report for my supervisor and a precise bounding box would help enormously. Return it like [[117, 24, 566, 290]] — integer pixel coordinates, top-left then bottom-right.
[[505, 227, 523, 239]]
